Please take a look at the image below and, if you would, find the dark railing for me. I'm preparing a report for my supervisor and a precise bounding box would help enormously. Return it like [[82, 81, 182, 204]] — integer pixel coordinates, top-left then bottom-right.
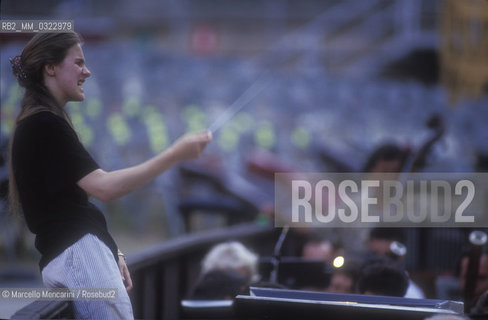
[[128, 223, 277, 320], [10, 300, 72, 319], [10, 223, 277, 320]]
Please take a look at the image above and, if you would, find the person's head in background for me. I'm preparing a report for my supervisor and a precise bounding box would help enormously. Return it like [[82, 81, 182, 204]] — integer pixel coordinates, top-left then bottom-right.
[[302, 239, 335, 262], [368, 227, 407, 262], [302, 235, 344, 264], [357, 257, 409, 297], [326, 259, 361, 294], [190, 269, 248, 300], [201, 241, 259, 283], [362, 143, 409, 173], [475, 151, 488, 172]]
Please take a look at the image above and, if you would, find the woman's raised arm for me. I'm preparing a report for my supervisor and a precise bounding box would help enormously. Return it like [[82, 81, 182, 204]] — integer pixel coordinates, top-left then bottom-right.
[[78, 131, 212, 202]]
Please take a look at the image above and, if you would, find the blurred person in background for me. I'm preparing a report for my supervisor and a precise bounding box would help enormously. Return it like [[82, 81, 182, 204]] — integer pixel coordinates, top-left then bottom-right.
[[8, 32, 211, 319], [362, 143, 409, 173], [459, 250, 488, 314], [200, 241, 259, 283], [367, 227, 407, 261], [301, 236, 337, 263], [189, 269, 248, 300], [325, 259, 361, 294], [366, 227, 425, 299], [188, 241, 258, 301], [357, 256, 409, 297]]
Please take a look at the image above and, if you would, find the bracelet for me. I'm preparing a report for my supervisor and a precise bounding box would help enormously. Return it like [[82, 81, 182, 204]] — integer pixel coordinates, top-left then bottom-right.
[[117, 250, 126, 260]]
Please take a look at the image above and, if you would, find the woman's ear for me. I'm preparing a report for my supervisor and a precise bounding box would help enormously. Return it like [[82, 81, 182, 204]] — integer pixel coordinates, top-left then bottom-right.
[[44, 64, 56, 77]]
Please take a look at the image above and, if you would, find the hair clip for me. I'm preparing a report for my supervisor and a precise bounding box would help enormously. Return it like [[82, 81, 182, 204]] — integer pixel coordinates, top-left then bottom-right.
[[10, 55, 28, 81]]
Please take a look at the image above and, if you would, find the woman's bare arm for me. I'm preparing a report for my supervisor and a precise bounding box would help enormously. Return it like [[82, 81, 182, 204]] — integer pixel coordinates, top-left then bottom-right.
[[78, 131, 212, 202]]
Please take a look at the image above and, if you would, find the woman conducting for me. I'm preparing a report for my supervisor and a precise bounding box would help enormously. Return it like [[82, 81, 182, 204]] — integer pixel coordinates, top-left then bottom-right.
[[8, 32, 212, 319]]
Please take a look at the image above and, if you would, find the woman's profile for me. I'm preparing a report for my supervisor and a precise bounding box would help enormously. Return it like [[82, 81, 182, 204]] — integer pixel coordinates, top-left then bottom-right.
[[8, 32, 211, 319]]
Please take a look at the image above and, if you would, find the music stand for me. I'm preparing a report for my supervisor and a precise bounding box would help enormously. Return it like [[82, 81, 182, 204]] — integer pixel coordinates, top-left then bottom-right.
[[234, 287, 464, 320], [259, 257, 332, 289]]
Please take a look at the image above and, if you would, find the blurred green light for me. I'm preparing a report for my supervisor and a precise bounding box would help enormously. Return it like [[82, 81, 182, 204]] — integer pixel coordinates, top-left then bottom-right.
[[183, 104, 207, 132], [6, 83, 21, 111], [254, 121, 275, 150], [86, 98, 102, 119], [291, 126, 311, 149], [218, 128, 239, 152], [141, 105, 168, 153], [231, 112, 254, 133], [1, 119, 14, 136], [71, 111, 94, 146], [107, 113, 131, 146], [123, 97, 142, 118]]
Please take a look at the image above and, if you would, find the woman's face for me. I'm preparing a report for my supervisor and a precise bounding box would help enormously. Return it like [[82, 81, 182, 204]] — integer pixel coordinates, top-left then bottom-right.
[[50, 43, 91, 105]]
